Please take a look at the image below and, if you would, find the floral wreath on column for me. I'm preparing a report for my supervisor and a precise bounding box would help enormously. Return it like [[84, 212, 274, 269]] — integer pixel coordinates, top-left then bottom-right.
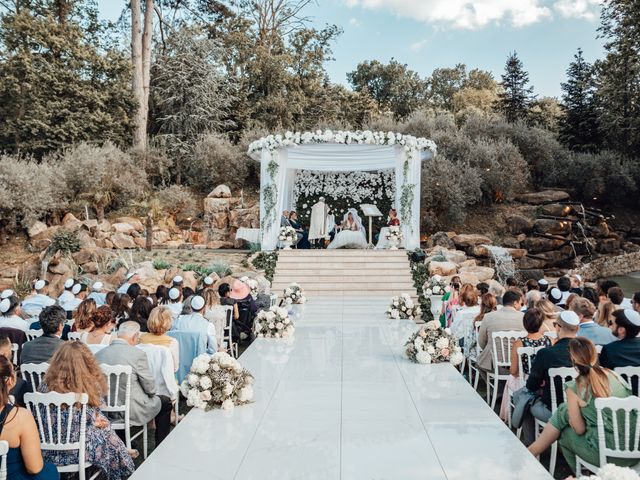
[[249, 130, 437, 237]]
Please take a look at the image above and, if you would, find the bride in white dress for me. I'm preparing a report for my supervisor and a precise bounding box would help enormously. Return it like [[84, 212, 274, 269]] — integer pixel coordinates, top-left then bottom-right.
[[328, 209, 368, 249]]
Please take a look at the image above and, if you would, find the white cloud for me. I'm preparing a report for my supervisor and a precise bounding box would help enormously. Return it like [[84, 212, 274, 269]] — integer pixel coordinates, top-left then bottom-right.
[[349, 17, 362, 27], [345, 0, 599, 29], [410, 39, 428, 52]]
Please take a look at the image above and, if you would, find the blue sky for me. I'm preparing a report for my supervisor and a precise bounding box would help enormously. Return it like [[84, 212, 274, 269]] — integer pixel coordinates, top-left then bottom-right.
[[97, 0, 605, 98]]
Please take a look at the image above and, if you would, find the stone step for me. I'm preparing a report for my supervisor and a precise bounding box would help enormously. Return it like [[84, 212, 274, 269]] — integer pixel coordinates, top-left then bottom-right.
[[273, 275, 413, 283], [277, 249, 408, 257], [275, 262, 411, 270], [272, 282, 416, 291], [302, 290, 418, 299]]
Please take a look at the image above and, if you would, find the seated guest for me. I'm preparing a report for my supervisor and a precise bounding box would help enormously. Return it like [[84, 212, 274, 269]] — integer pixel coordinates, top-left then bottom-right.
[[596, 279, 619, 304], [57, 278, 75, 305], [564, 293, 580, 312], [519, 310, 579, 444], [218, 283, 239, 319], [476, 282, 489, 296], [129, 296, 153, 333], [117, 272, 139, 294], [548, 287, 564, 310], [71, 298, 96, 333], [633, 291, 640, 313], [288, 211, 309, 249], [607, 286, 625, 310], [557, 277, 572, 306], [96, 322, 173, 447], [0, 356, 59, 480], [535, 299, 558, 333], [199, 276, 215, 296], [40, 342, 135, 478], [441, 277, 461, 327], [599, 309, 640, 369], [582, 286, 600, 308], [525, 289, 542, 311], [528, 337, 637, 473], [500, 308, 552, 421], [524, 279, 539, 293], [140, 306, 180, 372], [0, 296, 29, 331], [594, 300, 615, 327], [505, 277, 519, 288], [474, 293, 497, 323], [171, 275, 184, 290], [0, 337, 28, 406], [110, 293, 131, 325], [20, 306, 64, 365], [80, 306, 115, 345], [569, 274, 583, 295], [167, 288, 183, 320], [571, 298, 616, 346], [203, 289, 228, 349], [126, 283, 141, 301], [477, 290, 525, 372], [87, 282, 107, 306], [459, 284, 478, 310], [105, 291, 116, 307], [537, 278, 549, 294], [172, 296, 219, 354], [155, 285, 169, 305], [21, 280, 55, 317], [60, 283, 88, 315], [182, 287, 195, 302]]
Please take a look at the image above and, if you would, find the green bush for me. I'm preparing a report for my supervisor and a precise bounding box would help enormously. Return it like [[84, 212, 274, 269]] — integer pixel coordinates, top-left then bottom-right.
[[153, 259, 172, 270], [50, 229, 81, 254], [208, 261, 232, 278], [251, 252, 278, 283], [187, 134, 250, 192], [180, 263, 215, 278]]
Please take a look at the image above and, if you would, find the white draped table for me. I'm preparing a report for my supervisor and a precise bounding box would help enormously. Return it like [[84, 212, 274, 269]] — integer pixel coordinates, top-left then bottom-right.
[[131, 298, 551, 479]]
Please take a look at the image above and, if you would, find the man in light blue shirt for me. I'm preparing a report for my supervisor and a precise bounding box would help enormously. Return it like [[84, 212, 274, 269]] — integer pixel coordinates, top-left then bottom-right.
[[172, 296, 218, 354], [572, 297, 617, 345], [117, 272, 139, 294], [87, 281, 107, 306], [21, 279, 56, 316]]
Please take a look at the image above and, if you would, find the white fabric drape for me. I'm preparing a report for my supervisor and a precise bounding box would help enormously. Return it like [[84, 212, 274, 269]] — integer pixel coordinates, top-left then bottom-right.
[[259, 143, 431, 250]]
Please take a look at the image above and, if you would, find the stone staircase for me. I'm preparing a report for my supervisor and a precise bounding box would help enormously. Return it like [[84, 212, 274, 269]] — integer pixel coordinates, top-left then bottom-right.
[[271, 249, 418, 298]]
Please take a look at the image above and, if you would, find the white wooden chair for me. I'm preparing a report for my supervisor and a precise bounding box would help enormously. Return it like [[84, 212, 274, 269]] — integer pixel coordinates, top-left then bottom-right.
[[576, 396, 640, 476], [0, 440, 7, 480], [20, 363, 49, 391], [508, 346, 544, 433], [596, 344, 603, 354], [535, 366, 577, 476], [67, 332, 83, 341], [24, 392, 99, 480], [487, 330, 526, 410], [467, 321, 483, 390], [615, 366, 640, 396], [9, 344, 18, 367], [100, 364, 148, 459], [222, 306, 238, 358], [543, 331, 557, 341], [25, 329, 43, 341]]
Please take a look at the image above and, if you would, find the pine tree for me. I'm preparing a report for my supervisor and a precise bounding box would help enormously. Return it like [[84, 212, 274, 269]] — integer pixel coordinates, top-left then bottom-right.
[[560, 49, 601, 152], [495, 52, 535, 123]]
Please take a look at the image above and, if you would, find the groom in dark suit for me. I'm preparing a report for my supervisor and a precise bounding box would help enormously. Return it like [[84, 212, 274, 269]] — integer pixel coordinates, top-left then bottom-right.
[[21, 305, 65, 364]]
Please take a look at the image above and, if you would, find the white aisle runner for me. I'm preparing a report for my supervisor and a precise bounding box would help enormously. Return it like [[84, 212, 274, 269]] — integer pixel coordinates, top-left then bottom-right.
[[131, 298, 551, 480]]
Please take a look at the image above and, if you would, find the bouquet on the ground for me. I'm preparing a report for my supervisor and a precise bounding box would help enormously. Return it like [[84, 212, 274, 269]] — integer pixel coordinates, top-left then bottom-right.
[[283, 283, 306, 304], [405, 320, 463, 365], [240, 276, 259, 299], [386, 293, 421, 320], [254, 305, 295, 338], [423, 274, 449, 297], [385, 226, 403, 241], [279, 226, 297, 243], [180, 352, 254, 411]]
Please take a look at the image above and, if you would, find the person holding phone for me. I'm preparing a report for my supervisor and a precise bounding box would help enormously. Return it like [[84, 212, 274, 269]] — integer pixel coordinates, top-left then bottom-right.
[[440, 276, 462, 328]]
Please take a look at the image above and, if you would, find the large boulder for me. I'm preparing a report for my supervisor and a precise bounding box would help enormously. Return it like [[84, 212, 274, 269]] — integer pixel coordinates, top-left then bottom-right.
[[457, 272, 480, 287], [520, 237, 567, 254], [209, 184, 232, 198], [517, 256, 547, 270], [518, 269, 545, 281], [458, 265, 495, 282], [129, 261, 167, 292], [506, 215, 534, 235], [427, 231, 455, 249], [204, 197, 230, 214], [517, 190, 570, 205], [112, 222, 137, 235], [428, 261, 458, 276], [61, 213, 83, 231], [541, 204, 571, 217], [597, 237, 622, 254], [469, 245, 491, 258], [442, 249, 467, 265], [110, 233, 137, 249], [505, 248, 528, 260], [534, 219, 572, 236], [452, 234, 492, 248], [30, 226, 60, 250], [115, 217, 144, 232], [152, 230, 170, 245], [28, 221, 48, 238]]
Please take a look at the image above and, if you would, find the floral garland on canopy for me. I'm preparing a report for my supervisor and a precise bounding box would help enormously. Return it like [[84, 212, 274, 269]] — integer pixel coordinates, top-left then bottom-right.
[[250, 130, 437, 240]]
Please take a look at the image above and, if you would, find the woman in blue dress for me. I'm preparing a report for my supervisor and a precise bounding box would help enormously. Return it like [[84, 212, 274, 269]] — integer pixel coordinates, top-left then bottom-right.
[[0, 356, 59, 480]]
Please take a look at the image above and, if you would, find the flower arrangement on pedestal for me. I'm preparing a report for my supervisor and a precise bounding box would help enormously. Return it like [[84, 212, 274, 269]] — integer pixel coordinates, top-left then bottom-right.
[[278, 226, 297, 249], [423, 275, 450, 319], [385, 226, 403, 249], [180, 352, 254, 411], [386, 293, 421, 320], [239, 276, 259, 299], [405, 321, 463, 365], [254, 306, 295, 338], [283, 283, 306, 304]]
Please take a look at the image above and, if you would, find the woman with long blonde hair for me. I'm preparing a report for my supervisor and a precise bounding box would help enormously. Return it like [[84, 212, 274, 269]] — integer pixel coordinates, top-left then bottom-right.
[[595, 300, 616, 327], [534, 298, 557, 333], [202, 289, 228, 350], [38, 342, 135, 479], [528, 337, 636, 473], [71, 298, 96, 333]]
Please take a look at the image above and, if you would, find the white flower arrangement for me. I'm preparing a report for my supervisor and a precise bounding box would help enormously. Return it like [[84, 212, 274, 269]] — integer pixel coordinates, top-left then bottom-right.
[[293, 170, 396, 205], [248, 130, 437, 157], [578, 464, 640, 480], [283, 283, 306, 305], [405, 321, 463, 365], [385, 226, 403, 241], [254, 306, 295, 338], [279, 226, 297, 243], [179, 352, 254, 411], [239, 276, 259, 299], [386, 293, 421, 320], [423, 275, 450, 297]]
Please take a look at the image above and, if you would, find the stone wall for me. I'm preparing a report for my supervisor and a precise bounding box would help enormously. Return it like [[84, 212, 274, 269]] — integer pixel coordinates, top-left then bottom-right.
[[204, 184, 259, 249]]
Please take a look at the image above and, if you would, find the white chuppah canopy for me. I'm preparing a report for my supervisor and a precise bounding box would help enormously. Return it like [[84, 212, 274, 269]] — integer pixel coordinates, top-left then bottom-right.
[[248, 130, 437, 251]]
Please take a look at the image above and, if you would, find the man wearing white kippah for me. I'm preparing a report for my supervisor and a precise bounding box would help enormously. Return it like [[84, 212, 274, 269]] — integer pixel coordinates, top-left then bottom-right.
[[600, 309, 640, 370], [61, 283, 88, 314], [166, 288, 183, 320], [0, 289, 14, 300], [516, 310, 579, 444], [87, 281, 107, 306], [172, 296, 219, 354], [117, 272, 140, 294], [57, 278, 76, 305], [21, 279, 55, 316]]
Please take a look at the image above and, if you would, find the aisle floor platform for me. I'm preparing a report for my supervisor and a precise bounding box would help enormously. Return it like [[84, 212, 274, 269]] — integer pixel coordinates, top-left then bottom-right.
[[131, 298, 551, 480]]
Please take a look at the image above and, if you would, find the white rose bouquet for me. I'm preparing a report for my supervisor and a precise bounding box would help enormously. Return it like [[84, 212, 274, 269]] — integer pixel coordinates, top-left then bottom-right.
[[578, 465, 640, 480], [423, 275, 450, 297], [386, 293, 421, 320], [180, 352, 254, 411], [405, 321, 463, 365], [385, 226, 403, 241], [254, 306, 294, 338], [283, 283, 306, 304], [240, 276, 259, 299], [279, 226, 297, 243]]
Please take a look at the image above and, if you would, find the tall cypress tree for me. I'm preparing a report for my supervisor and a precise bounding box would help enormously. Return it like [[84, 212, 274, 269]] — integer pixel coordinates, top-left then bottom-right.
[[495, 51, 535, 123], [560, 49, 601, 152]]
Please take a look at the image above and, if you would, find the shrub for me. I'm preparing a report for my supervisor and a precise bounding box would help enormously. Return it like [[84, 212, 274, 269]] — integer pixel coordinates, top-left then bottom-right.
[[155, 185, 198, 222], [153, 259, 171, 270], [251, 252, 277, 282], [180, 263, 214, 278], [186, 134, 249, 192], [49, 229, 81, 255], [55, 142, 148, 221], [208, 261, 232, 277]]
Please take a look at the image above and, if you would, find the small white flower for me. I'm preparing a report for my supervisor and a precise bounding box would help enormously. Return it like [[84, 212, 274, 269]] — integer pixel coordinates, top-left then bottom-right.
[[222, 399, 235, 410], [426, 321, 439, 331], [200, 376, 212, 390], [436, 338, 449, 349], [187, 374, 199, 386], [238, 386, 254, 402], [416, 351, 432, 364], [426, 345, 435, 354], [223, 383, 234, 396]]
